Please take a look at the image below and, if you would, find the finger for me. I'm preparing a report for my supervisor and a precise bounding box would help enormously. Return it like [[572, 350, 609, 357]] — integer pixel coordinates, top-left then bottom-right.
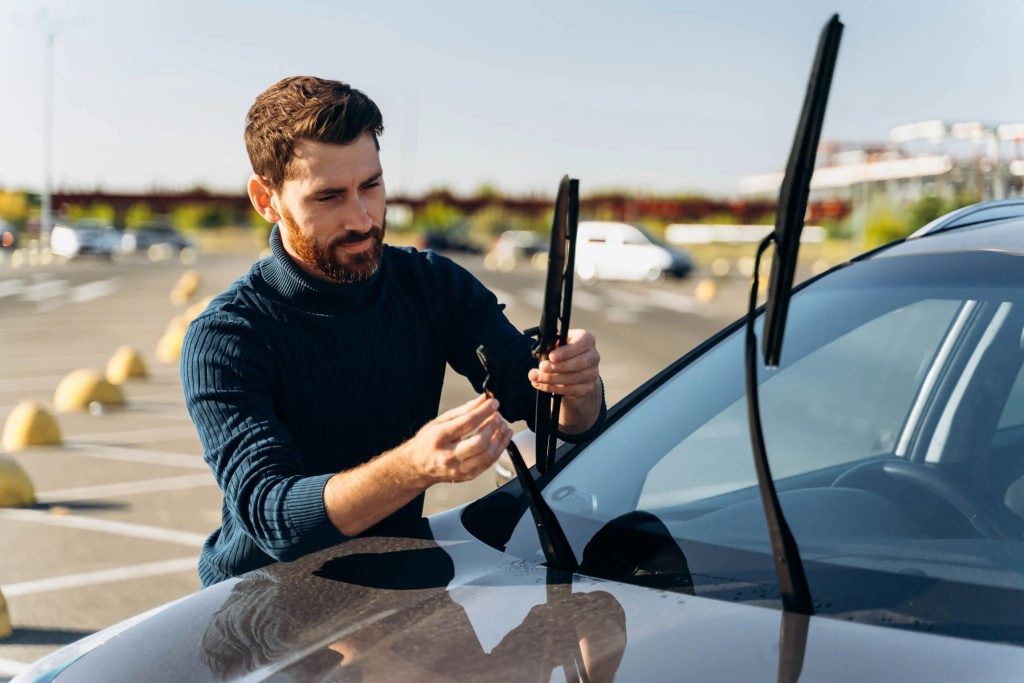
[[539, 348, 600, 375], [452, 418, 500, 460], [547, 330, 595, 363], [436, 394, 489, 423], [529, 381, 595, 398], [438, 398, 499, 441], [457, 426, 510, 474], [530, 367, 599, 386]]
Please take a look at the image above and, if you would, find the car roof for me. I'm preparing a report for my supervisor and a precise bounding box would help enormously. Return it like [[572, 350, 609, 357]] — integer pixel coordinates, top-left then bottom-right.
[[871, 200, 1024, 260]]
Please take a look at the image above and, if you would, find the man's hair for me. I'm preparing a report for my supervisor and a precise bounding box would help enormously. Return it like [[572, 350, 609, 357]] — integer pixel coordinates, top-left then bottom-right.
[[245, 76, 384, 189]]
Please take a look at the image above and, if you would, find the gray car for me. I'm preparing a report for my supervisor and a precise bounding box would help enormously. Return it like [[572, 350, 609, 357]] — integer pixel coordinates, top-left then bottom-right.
[[16, 199, 1024, 681]]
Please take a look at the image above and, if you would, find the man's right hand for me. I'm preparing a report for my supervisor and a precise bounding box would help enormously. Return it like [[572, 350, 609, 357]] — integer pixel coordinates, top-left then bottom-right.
[[402, 394, 513, 486]]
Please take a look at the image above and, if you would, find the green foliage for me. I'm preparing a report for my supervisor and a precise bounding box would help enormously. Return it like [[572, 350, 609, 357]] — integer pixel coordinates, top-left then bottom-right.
[[63, 202, 116, 225], [124, 203, 154, 228], [864, 201, 910, 248], [416, 200, 464, 233], [698, 212, 741, 225], [169, 203, 240, 232], [0, 191, 30, 226]]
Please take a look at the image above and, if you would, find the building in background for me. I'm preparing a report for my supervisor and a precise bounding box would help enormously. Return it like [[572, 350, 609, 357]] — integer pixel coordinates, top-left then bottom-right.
[[739, 120, 1024, 205]]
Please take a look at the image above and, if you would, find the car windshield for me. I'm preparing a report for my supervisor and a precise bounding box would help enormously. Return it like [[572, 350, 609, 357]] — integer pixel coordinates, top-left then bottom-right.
[[502, 250, 1024, 644]]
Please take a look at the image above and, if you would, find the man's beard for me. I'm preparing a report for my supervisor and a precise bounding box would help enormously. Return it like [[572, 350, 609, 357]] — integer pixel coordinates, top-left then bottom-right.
[[280, 209, 386, 284]]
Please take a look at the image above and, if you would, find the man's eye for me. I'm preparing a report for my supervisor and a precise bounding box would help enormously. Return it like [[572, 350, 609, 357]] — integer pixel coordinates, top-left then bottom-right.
[[362, 181, 381, 190], [315, 194, 338, 203]]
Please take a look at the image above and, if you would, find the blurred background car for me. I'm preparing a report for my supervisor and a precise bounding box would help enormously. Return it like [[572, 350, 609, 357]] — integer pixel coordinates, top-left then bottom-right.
[[419, 224, 484, 254], [575, 220, 693, 283], [49, 219, 124, 259], [0, 218, 18, 250], [121, 222, 195, 254], [485, 229, 547, 271]]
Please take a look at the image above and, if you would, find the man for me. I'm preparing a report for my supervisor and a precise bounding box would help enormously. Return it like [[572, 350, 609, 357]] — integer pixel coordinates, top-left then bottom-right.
[[182, 76, 605, 586]]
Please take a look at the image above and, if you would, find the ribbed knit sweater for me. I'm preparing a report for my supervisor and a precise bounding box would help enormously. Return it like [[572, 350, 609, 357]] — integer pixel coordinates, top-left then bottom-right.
[[181, 227, 602, 586]]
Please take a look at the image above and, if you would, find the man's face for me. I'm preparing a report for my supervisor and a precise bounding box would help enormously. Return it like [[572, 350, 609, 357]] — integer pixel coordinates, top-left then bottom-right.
[[272, 134, 386, 283]]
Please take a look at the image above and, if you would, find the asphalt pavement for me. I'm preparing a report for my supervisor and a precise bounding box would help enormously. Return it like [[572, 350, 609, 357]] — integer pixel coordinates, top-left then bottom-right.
[[0, 245, 750, 677]]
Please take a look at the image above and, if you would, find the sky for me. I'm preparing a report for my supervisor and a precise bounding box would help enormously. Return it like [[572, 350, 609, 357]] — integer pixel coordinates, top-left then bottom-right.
[[1, 0, 1023, 197]]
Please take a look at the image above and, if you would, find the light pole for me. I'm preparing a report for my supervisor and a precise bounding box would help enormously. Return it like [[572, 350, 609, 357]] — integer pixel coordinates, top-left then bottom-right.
[[41, 9, 55, 248]]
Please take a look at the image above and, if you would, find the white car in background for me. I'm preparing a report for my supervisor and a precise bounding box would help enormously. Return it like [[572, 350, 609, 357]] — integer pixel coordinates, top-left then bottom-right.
[[49, 219, 125, 259], [575, 220, 693, 283]]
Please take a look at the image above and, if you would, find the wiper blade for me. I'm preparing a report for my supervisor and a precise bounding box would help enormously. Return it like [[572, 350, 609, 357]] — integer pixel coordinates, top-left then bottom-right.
[[476, 345, 578, 572], [529, 175, 580, 474], [745, 14, 843, 616]]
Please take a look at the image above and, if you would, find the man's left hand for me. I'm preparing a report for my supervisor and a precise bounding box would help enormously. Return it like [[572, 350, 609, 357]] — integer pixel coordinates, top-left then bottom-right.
[[528, 329, 601, 400]]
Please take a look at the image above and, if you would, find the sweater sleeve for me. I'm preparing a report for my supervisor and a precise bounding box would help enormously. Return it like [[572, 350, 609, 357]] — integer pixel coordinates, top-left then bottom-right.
[[181, 312, 345, 562], [441, 259, 540, 428]]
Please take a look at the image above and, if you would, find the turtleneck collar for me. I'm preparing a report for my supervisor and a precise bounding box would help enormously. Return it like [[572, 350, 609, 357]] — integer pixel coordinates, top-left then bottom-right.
[[257, 225, 386, 313]]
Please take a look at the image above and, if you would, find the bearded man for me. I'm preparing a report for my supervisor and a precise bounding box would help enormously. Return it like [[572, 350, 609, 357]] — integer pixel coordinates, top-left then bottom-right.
[[181, 76, 605, 585]]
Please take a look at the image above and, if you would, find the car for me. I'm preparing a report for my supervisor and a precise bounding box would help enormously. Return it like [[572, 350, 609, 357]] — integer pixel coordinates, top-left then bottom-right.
[[485, 229, 548, 271], [122, 222, 195, 254], [18, 201, 1024, 681], [0, 219, 18, 250], [419, 225, 484, 254], [575, 220, 693, 283], [49, 219, 124, 259]]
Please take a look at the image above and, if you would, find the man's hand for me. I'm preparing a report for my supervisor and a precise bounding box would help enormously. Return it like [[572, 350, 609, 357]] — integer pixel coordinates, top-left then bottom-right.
[[402, 394, 513, 486], [528, 329, 600, 398], [528, 328, 602, 435]]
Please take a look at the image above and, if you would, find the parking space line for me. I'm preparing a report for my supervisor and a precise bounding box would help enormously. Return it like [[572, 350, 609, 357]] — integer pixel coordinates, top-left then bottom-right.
[[0, 657, 27, 677], [62, 444, 207, 470], [3, 557, 197, 598], [0, 508, 207, 547], [36, 473, 215, 503], [71, 424, 198, 443]]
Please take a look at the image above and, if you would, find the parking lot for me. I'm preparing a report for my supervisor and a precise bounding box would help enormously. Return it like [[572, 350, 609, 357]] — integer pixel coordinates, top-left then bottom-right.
[[0, 243, 751, 678]]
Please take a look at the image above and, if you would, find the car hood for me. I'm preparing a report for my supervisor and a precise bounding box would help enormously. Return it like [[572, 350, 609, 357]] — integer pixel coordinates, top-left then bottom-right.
[[52, 512, 1024, 682]]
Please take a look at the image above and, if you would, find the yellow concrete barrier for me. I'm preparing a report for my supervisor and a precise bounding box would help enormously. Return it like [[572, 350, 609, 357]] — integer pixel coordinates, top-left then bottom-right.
[[2, 401, 61, 451], [170, 269, 201, 305], [0, 453, 35, 508], [156, 315, 190, 364], [0, 588, 11, 640], [106, 346, 148, 384], [694, 278, 717, 304], [184, 296, 213, 323], [54, 369, 126, 412]]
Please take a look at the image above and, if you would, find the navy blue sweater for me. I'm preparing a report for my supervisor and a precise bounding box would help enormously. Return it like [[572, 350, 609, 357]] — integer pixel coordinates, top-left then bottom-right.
[[182, 228, 602, 586]]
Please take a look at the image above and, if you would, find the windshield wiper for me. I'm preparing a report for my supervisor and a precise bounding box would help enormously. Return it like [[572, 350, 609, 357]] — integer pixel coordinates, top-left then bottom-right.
[[745, 14, 843, 617], [476, 345, 578, 572], [526, 175, 580, 475]]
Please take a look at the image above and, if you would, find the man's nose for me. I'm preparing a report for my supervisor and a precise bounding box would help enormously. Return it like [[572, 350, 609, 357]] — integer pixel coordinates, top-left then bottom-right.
[[341, 195, 374, 233]]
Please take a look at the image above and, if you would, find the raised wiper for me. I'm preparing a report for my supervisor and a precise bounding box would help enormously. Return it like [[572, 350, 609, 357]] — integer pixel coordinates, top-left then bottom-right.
[[476, 345, 578, 572], [526, 175, 580, 475], [745, 14, 843, 617]]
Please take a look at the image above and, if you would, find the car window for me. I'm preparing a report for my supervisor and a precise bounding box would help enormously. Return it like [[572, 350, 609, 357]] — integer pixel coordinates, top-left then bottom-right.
[[637, 298, 958, 509], [499, 251, 1024, 635]]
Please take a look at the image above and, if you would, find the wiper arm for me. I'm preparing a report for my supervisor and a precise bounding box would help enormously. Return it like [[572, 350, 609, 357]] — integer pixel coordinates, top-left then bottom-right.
[[476, 345, 578, 572], [745, 14, 843, 616], [526, 175, 580, 475]]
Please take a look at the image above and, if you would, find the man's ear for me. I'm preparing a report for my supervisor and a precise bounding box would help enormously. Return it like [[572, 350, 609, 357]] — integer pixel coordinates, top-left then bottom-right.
[[247, 174, 281, 223]]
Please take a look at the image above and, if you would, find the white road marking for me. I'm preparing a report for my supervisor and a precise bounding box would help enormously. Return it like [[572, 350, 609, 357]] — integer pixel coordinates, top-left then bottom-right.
[[72, 424, 199, 444], [0, 278, 25, 298], [69, 278, 118, 303], [605, 308, 641, 324], [36, 473, 215, 503], [2, 557, 198, 597], [571, 289, 602, 311], [646, 288, 698, 313], [21, 279, 68, 302], [0, 507, 207, 547], [0, 374, 63, 392], [63, 444, 207, 470], [489, 288, 515, 307], [0, 657, 27, 677]]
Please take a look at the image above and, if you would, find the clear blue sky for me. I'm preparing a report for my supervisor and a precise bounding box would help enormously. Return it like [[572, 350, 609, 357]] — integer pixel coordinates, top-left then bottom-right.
[[1, 0, 1023, 197]]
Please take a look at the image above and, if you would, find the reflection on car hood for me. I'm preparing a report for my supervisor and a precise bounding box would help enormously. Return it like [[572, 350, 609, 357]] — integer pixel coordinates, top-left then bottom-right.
[[57, 513, 1024, 682]]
